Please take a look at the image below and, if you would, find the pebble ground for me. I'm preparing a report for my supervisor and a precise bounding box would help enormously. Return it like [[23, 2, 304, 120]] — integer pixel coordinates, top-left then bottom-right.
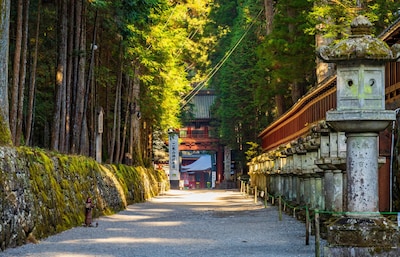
[[0, 189, 323, 257]]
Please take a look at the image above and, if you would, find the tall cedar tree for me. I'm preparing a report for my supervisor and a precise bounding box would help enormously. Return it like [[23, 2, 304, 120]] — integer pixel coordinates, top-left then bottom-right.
[[0, 0, 11, 145], [211, 0, 269, 166], [5, 0, 400, 165]]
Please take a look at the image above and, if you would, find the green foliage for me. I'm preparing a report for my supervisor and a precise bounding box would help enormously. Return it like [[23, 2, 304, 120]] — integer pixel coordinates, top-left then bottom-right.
[[9, 0, 218, 158], [211, 0, 400, 168], [8, 0, 400, 168], [371, 0, 400, 32], [259, 0, 315, 107], [211, 0, 268, 154], [307, 0, 400, 39], [118, 0, 217, 132], [112, 0, 164, 38], [245, 142, 261, 162], [89, 0, 110, 8], [0, 112, 12, 146], [211, 0, 314, 157]]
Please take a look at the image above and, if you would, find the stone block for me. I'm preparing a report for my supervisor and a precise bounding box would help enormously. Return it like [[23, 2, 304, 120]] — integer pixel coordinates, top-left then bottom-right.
[[324, 246, 400, 257], [326, 216, 400, 248]]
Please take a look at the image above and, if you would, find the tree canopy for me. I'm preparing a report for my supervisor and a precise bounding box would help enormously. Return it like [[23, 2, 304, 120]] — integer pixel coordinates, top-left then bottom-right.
[[3, 0, 400, 166], [209, 0, 400, 165]]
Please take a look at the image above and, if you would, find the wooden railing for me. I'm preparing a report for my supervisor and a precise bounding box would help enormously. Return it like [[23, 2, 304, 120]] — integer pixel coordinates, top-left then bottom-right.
[[259, 77, 337, 151], [385, 81, 400, 103], [259, 60, 400, 152]]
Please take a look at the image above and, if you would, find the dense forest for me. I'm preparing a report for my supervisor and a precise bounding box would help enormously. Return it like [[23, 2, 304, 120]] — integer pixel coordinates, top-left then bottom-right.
[[1, 0, 400, 167]]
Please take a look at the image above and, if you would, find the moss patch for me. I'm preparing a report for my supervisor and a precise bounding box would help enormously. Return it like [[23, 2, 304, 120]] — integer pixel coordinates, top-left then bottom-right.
[[0, 146, 169, 250]]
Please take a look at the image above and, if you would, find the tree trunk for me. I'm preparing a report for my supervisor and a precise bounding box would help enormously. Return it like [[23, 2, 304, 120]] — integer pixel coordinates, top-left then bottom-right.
[[103, 51, 111, 163], [132, 66, 143, 166], [51, 0, 68, 151], [78, 2, 87, 155], [145, 124, 152, 166], [114, 66, 122, 163], [63, 0, 75, 152], [275, 94, 285, 117], [84, 10, 97, 157], [0, 0, 12, 145], [25, 0, 41, 146], [119, 75, 132, 164], [10, 0, 23, 144], [70, 0, 81, 153], [291, 81, 304, 103], [15, 0, 29, 146], [111, 72, 122, 164], [110, 43, 123, 163], [58, 1, 72, 153], [71, 0, 86, 154], [264, 0, 274, 34]]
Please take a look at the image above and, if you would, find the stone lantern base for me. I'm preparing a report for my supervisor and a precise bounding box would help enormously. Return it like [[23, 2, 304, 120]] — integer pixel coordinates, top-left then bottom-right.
[[324, 216, 400, 257]]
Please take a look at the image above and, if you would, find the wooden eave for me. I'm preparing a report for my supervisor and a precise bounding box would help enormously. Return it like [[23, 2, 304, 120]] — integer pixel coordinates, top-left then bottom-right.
[[379, 16, 400, 46]]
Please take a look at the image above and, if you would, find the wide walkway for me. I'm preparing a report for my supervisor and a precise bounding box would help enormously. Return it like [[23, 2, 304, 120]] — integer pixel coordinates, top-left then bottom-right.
[[0, 190, 322, 257]]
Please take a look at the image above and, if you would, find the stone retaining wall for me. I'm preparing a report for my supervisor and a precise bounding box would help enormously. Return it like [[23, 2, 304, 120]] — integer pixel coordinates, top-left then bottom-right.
[[0, 146, 167, 251]]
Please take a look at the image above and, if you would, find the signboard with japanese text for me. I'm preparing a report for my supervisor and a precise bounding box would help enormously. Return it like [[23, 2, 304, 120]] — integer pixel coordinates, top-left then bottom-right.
[[168, 132, 179, 184], [224, 146, 231, 180]]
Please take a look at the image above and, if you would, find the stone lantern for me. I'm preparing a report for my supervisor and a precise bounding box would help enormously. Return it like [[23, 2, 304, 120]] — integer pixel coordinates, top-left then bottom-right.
[[318, 15, 400, 256]]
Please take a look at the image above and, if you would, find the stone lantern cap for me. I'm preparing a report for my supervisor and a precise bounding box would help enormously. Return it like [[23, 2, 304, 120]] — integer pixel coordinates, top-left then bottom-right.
[[318, 15, 400, 63]]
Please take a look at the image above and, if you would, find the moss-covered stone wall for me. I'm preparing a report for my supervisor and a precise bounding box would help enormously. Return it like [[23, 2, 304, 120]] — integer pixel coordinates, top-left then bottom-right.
[[0, 146, 169, 251]]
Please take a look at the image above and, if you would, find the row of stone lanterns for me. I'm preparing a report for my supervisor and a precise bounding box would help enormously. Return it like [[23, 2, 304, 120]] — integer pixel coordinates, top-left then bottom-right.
[[250, 15, 400, 256], [248, 121, 347, 211]]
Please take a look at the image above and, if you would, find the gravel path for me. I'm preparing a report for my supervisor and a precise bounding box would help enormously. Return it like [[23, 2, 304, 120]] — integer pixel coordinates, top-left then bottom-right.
[[0, 189, 322, 257]]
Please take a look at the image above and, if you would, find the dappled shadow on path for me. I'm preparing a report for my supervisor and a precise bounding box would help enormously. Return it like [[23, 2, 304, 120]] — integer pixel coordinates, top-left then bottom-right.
[[0, 189, 317, 257]]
